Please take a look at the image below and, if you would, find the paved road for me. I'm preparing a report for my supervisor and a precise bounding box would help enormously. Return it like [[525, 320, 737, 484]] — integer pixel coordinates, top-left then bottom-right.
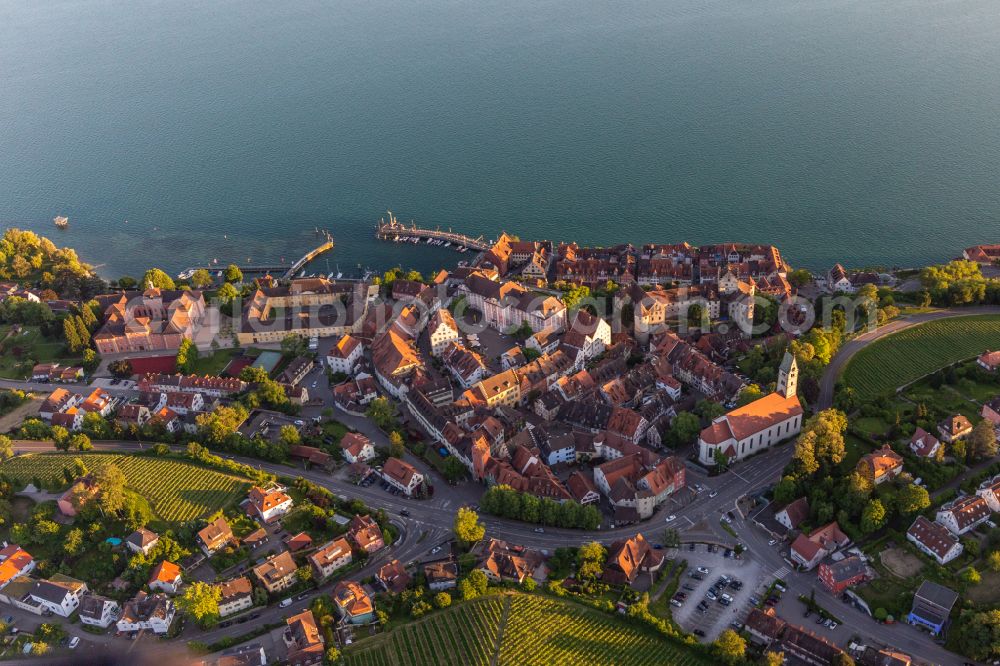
[[818, 306, 1000, 410]]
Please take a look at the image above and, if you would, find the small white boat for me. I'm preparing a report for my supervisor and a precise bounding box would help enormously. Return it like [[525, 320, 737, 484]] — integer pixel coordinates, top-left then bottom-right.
[[444, 242, 451, 247], [53, 216, 69, 228]]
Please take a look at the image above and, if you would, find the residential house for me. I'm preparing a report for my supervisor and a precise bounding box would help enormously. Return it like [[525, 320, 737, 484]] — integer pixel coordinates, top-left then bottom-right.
[[138, 373, 247, 398], [774, 497, 809, 531], [790, 522, 850, 570], [464, 369, 521, 409], [935, 495, 991, 535], [284, 610, 325, 666], [441, 342, 488, 388], [327, 334, 363, 375], [347, 515, 385, 553], [909, 428, 942, 459], [601, 533, 665, 586], [566, 471, 600, 505], [474, 539, 548, 585], [252, 551, 298, 594], [117, 592, 175, 634], [977, 350, 1000, 372], [964, 244, 1000, 264], [218, 577, 254, 618], [340, 432, 376, 464], [827, 264, 854, 293], [148, 561, 182, 595], [57, 476, 99, 517], [332, 581, 375, 624], [280, 533, 311, 552], [79, 594, 121, 628], [907, 581, 958, 635], [308, 538, 353, 581], [246, 486, 294, 523], [424, 560, 458, 591], [907, 516, 963, 565], [856, 445, 904, 485], [0, 546, 34, 590], [125, 528, 159, 555], [427, 309, 460, 357], [115, 404, 152, 429], [593, 454, 686, 519], [817, 556, 869, 594], [376, 560, 411, 595], [197, 517, 235, 557], [28, 575, 87, 617], [381, 457, 424, 496], [278, 357, 314, 387], [937, 414, 973, 443], [698, 353, 802, 465], [977, 473, 1000, 512]]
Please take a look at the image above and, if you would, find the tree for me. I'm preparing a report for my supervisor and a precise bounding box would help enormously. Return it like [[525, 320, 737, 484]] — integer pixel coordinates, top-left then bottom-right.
[[365, 397, 395, 431], [324, 647, 342, 665], [175, 338, 199, 374], [109, 359, 133, 378], [522, 577, 537, 592], [68, 433, 92, 451], [831, 654, 856, 666], [861, 499, 887, 534], [433, 592, 451, 609], [696, 399, 726, 421], [388, 431, 406, 459], [62, 316, 83, 352], [763, 652, 786, 666], [442, 456, 466, 484], [279, 425, 301, 449], [970, 420, 998, 461], [713, 629, 746, 665], [772, 476, 798, 505], [962, 566, 982, 584], [736, 384, 764, 407], [895, 483, 930, 516], [94, 464, 127, 515], [670, 411, 701, 445], [787, 269, 812, 288], [0, 435, 12, 461], [190, 269, 213, 288], [217, 281, 239, 304], [453, 507, 485, 546], [177, 581, 222, 628], [986, 551, 1000, 573], [296, 566, 313, 584], [714, 447, 730, 469], [142, 268, 176, 290], [577, 541, 606, 582], [63, 528, 84, 556], [954, 609, 1000, 661], [799, 409, 847, 468], [280, 334, 308, 358], [223, 264, 243, 284]]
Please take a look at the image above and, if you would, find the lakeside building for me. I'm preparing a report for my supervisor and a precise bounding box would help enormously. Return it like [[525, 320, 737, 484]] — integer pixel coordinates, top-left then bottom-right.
[[697, 352, 802, 466], [237, 278, 369, 344], [458, 272, 567, 334], [93, 288, 206, 355]]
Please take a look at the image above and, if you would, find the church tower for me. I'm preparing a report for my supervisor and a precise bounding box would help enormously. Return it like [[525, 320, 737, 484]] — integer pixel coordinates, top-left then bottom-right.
[[777, 351, 798, 398]]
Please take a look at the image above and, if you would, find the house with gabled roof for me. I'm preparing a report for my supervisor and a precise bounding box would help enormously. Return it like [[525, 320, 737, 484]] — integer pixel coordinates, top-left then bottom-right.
[[284, 609, 325, 665], [774, 497, 809, 531], [937, 414, 973, 443], [601, 533, 664, 586], [246, 485, 293, 523], [217, 576, 254, 618], [309, 538, 353, 581], [0, 545, 34, 591], [117, 591, 175, 634], [907, 516, 963, 565], [197, 517, 235, 556], [856, 444, 904, 485], [332, 581, 374, 624], [79, 594, 120, 628], [936, 495, 991, 535], [909, 427, 941, 459], [381, 458, 424, 496], [125, 528, 159, 555], [790, 522, 849, 570], [252, 551, 298, 594], [149, 561, 182, 595]]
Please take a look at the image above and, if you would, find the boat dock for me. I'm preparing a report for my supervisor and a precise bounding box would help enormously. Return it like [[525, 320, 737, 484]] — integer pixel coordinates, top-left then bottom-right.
[[282, 232, 335, 280], [176, 232, 335, 282], [375, 213, 491, 252]]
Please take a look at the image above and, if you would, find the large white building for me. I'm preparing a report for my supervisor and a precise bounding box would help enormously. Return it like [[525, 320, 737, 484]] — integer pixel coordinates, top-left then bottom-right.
[[698, 353, 803, 466]]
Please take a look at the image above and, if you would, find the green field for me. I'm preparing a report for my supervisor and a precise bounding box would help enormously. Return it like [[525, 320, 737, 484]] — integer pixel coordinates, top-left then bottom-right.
[[0, 326, 81, 379], [0, 453, 250, 524], [344, 594, 709, 666], [842, 315, 1000, 400]]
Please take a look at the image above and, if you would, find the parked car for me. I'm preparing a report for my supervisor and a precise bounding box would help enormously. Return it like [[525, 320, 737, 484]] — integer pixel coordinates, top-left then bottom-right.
[[829, 622, 838, 630], [693, 629, 706, 637], [279, 598, 293, 608], [664, 514, 677, 523], [682, 583, 696, 591], [533, 527, 545, 533], [68, 637, 79, 649], [709, 490, 718, 498], [718, 597, 731, 606], [690, 573, 704, 581], [706, 591, 717, 601], [696, 566, 710, 574], [670, 599, 682, 608]]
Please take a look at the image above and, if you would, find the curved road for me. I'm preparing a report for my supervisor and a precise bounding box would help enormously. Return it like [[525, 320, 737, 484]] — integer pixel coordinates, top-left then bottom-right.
[[818, 306, 1000, 410]]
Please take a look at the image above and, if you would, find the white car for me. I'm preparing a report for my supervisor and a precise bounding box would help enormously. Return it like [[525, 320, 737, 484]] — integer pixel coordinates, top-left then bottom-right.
[[68, 637, 80, 649], [708, 490, 718, 498], [665, 514, 677, 523], [828, 622, 838, 630], [696, 566, 710, 574], [768, 539, 778, 546], [279, 598, 293, 608]]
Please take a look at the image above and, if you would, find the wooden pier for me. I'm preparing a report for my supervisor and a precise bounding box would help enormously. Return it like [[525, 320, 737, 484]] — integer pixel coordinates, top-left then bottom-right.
[[375, 215, 491, 252], [282, 232, 335, 280]]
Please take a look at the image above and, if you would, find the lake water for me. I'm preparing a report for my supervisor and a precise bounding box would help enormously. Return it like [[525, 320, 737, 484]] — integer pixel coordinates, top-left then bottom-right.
[[3, 0, 1000, 278]]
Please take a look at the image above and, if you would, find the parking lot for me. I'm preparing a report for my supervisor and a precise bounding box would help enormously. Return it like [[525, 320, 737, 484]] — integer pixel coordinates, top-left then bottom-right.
[[671, 543, 764, 641]]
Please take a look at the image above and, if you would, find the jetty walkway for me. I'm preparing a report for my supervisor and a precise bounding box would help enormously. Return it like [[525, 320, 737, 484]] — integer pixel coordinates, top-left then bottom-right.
[[375, 215, 490, 252]]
